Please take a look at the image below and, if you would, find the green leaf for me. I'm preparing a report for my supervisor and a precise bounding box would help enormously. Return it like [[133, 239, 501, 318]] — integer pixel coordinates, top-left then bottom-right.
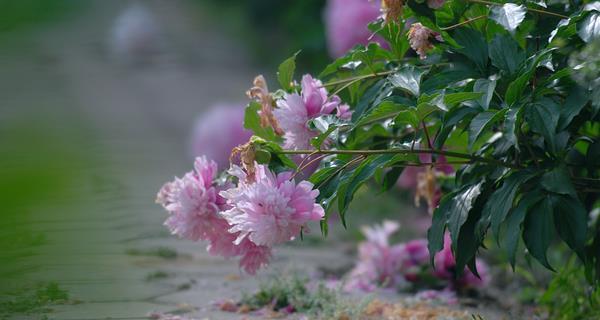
[[381, 167, 404, 192], [525, 100, 560, 152], [504, 193, 544, 269], [483, 170, 537, 239], [447, 183, 483, 250], [489, 34, 525, 76], [355, 101, 410, 127], [443, 92, 485, 109], [453, 27, 489, 72], [578, 10, 600, 43], [540, 166, 577, 198], [558, 86, 589, 131], [553, 195, 587, 257], [428, 192, 455, 265], [505, 72, 532, 106], [388, 66, 425, 96], [523, 196, 555, 270], [277, 51, 299, 91], [338, 154, 396, 215], [468, 109, 507, 149], [393, 109, 420, 129], [244, 102, 282, 142], [490, 3, 527, 33], [352, 79, 391, 121], [473, 79, 496, 110]]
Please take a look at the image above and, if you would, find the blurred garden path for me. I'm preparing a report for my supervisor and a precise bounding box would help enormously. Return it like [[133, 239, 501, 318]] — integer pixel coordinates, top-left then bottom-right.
[[0, 1, 351, 319]]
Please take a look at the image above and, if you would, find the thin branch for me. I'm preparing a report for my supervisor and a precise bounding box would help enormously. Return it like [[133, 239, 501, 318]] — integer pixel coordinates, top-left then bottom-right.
[[321, 70, 396, 88], [275, 148, 520, 169], [466, 0, 569, 19], [440, 15, 487, 31]]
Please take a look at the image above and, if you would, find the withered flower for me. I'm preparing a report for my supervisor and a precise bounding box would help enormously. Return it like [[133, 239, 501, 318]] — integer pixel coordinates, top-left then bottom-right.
[[407, 23, 442, 59], [414, 166, 437, 214], [246, 75, 284, 136], [381, 0, 404, 24]]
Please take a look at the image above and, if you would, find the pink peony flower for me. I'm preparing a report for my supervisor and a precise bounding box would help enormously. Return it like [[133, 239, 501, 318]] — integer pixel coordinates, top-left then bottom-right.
[[157, 156, 272, 274], [189, 103, 253, 169], [399, 239, 429, 282], [274, 74, 351, 150], [220, 164, 325, 247], [323, 0, 386, 57], [345, 221, 406, 291], [237, 238, 272, 275], [407, 23, 443, 59], [157, 157, 224, 242]]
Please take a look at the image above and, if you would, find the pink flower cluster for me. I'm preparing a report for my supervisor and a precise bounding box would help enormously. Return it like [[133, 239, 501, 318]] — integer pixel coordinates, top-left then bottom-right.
[[323, 0, 386, 57], [274, 74, 352, 150], [157, 157, 324, 274], [345, 221, 489, 292]]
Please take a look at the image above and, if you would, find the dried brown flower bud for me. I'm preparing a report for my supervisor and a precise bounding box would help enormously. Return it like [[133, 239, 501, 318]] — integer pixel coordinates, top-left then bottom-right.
[[230, 141, 257, 183], [246, 75, 284, 136], [381, 0, 404, 24], [407, 23, 442, 59], [414, 166, 437, 214]]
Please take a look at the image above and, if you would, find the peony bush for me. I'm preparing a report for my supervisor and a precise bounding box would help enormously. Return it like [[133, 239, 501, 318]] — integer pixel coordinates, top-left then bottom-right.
[[158, 0, 600, 290]]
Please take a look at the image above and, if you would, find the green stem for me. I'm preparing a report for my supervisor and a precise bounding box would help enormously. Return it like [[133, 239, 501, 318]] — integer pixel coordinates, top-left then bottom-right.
[[321, 70, 396, 88], [466, 0, 569, 19], [277, 148, 519, 169], [440, 15, 487, 31]]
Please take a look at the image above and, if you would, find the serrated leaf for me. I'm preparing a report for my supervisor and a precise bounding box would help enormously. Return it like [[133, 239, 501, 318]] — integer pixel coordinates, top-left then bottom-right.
[[444, 92, 485, 108], [338, 154, 396, 215], [489, 35, 525, 76], [468, 109, 507, 149], [473, 79, 496, 110], [558, 86, 590, 131], [490, 3, 527, 33], [355, 101, 409, 127], [553, 195, 587, 257], [482, 171, 537, 239], [505, 72, 532, 106], [504, 193, 544, 269], [523, 196, 555, 270], [277, 51, 299, 91], [525, 100, 560, 152], [447, 183, 483, 250], [389, 66, 425, 96], [393, 109, 420, 129], [540, 166, 577, 198], [578, 11, 600, 43], [428, 192, 455, 265], [453, 28, 489, 72]]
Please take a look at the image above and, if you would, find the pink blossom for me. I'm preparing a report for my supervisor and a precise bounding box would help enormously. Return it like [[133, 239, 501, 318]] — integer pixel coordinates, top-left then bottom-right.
[[345, 221, 406, 291], [400, 239, 429, 282], [274, 74, 351, 150], [238, 238, 272, 275], [190, 103, 252, 169], [220, 164, 325, 247], [324, 0, 386, 57], [157, 157, 223, 242], [157, 157, 272, 274]]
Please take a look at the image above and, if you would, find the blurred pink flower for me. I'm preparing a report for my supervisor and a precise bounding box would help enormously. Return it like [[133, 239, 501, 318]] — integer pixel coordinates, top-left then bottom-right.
[[433, 234, 490, 288], [399, 239, 429, 282], [345, 221, 406, 291], [274, 74, 351, 150], [416, 289, 458, 305], [324, 0, 386, 57], [190, 103, 252, 169], [220, 164, 324, 247]]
